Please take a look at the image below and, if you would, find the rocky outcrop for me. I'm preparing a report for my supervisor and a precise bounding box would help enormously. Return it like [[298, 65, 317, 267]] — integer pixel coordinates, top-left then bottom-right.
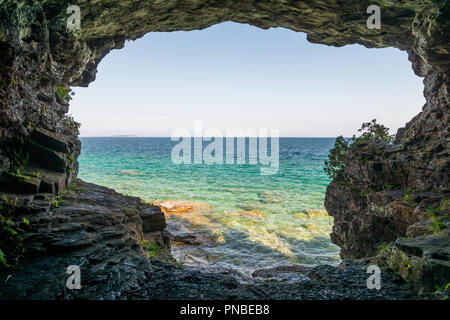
[[0, 180, 421, 299], [0, 0, 449, 297], [324, 69, 449, 289], [375, 228, 450, 291], [0, 182, 439, 300], [0, 180, 169, 299]]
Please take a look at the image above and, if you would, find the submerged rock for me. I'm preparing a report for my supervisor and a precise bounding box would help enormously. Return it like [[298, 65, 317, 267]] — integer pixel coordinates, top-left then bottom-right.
[[227, 210, 265, 219], [155, 200, 196, 213], [306, 209, 328, 218], [119, 169, 145, 176], [166, 222, 201, 245], [257, 191, 285, 203]]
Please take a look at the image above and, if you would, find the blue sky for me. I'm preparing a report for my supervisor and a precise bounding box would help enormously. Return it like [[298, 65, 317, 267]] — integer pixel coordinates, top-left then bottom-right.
[[71, 22, 425, 137]]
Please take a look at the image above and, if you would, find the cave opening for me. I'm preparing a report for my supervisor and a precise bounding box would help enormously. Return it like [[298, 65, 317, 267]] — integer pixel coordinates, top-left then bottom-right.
[[69, 22, 425, 274], [1, 0, 449, 299]]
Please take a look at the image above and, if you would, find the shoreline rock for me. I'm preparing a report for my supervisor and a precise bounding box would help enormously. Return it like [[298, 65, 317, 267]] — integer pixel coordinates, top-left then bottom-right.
[[0, 180, 424, 300]]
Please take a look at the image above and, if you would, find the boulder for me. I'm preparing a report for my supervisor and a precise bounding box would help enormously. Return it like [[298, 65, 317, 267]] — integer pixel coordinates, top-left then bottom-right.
[[0, 172, 40, 194], [140, 206, 166, 232], [376, 228, 450, 291]]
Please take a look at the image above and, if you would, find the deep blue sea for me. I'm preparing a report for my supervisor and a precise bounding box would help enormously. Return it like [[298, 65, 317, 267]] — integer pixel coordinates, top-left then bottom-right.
[[78, 137, 341, 273]]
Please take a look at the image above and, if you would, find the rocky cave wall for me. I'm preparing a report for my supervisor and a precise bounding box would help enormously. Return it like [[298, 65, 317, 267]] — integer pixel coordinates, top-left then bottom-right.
[[0, 0, 449, 290]]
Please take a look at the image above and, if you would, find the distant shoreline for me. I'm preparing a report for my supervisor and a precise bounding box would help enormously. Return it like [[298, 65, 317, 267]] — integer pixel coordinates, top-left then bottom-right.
[[79, 136, 340, 139]]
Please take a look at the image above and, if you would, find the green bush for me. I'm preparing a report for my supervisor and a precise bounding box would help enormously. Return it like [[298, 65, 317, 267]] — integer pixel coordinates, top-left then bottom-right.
[[62, 114, 81, 136], [55, 85, 72, 101], [140, 239, 161, 258], [429, 216, 446, 234], [324, 119, 394, 180], [352, 119, 394, 145]]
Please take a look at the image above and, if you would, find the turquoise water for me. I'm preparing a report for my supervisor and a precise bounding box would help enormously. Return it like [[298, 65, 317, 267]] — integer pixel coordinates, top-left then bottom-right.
[[78, 137, 341, 273]]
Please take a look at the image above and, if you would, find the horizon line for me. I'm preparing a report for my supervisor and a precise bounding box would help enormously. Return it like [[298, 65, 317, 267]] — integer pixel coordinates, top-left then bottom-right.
[[79, 136, 343, 139]]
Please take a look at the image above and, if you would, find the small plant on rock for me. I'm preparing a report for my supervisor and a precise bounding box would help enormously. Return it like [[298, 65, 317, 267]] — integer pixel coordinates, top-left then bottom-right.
[[55, 85, 72, 101], [50, 199, 59, 208], [377, 242, 389, 254], [122, 206, 136, 217], [0, 195, 29, 269], [140, 239, 161, 258], [429, 216, 446, 234]]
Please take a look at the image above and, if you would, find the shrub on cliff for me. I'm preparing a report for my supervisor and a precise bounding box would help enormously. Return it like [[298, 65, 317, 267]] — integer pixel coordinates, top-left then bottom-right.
[[324, 119, 394, 180], [352, 119, 394, 145], [324, 136, 349, 180], [62, 114, 81, 136]]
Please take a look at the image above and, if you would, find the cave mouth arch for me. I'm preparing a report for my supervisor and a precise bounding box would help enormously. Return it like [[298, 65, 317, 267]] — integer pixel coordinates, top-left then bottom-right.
[[69, 22, 426, 272], [54, 0, 447, 264], [0, 1, 448, 291]]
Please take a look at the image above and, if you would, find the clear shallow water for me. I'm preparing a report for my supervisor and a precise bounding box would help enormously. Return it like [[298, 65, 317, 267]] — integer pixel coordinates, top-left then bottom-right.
[[78, 137, 341, 273]]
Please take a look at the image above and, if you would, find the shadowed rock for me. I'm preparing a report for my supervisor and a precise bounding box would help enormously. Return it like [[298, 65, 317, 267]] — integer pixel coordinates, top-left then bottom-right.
[[30, 128, 69, 153], [140, 206, 166, 232]]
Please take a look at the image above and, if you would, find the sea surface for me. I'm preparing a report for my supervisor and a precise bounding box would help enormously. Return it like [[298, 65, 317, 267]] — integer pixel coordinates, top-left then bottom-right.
[[78, 137, 341, 274]]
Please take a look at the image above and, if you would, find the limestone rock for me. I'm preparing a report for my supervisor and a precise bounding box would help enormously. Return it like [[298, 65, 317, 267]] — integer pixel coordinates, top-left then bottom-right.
[[30, 128, 69, 153], [24, 140, 66, 173], [0, 171, 41, 194], [376, 229, 450, 291], [155, 200, 194, 213], [140, 206, 166, 232], [0, 154, 10, 171]]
